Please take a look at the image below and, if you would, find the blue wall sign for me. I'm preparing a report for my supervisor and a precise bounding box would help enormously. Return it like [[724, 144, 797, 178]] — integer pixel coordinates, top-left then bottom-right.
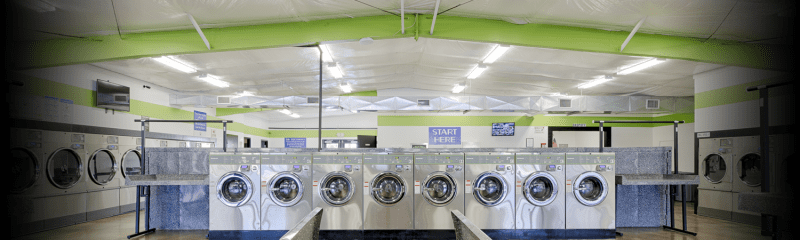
[[429, 127, 461, 145], [194, 111, 206, 131], [285, 138, 306, 148]]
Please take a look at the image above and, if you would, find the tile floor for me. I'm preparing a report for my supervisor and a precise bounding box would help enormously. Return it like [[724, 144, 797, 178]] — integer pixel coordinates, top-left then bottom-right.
[[13, 203, 770, 240]]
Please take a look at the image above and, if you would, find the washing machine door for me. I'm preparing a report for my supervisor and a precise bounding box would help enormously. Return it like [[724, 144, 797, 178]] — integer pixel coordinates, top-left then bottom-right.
[[216, 172, 254, 207], [370, 172, 406, 206], [737, 153, 761, 187], [423, 172, 457, 206], [473, 172, 508, 206], [88, 149, 118, 185], [319, 172, 354, 206], [523, 172, 558, 206], [47, 148, 83, 189], [573, 172, 608, 207], [11, 148, 40, 194], [703, 154, 727, 184], [120, 150, 142, 178], [268, 172, 304, 207]]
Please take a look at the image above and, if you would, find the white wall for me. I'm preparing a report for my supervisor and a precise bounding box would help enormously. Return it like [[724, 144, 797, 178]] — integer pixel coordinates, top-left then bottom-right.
[[652, 123, 696, 173]]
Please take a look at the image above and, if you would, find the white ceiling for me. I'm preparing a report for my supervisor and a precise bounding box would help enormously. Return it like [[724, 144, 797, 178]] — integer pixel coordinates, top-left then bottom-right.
[[92, 37, 724, 97]]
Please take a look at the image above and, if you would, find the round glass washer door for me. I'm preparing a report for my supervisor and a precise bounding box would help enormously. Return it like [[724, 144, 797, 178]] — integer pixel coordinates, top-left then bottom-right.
[[120, 150, 142, 178], [737, 153, 761, 187], [319, 172, 354, 206], [703, 154, 727, 183], [473, 172, 508, 206], [422, 171, 457, 207], [268, 172, 304, 207], [216, 172, 254, 207], [88, 149, 117, 185], [11, 148, 40, 194], [370, 172, 406, 206], [573, 172, 608, 207], [47, 148, 83, 189], [523, 172, 558, 206]]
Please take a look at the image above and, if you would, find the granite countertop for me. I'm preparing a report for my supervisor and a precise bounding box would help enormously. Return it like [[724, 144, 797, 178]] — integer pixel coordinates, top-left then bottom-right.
[[125, 174, 208, 186], [615, 174, 699, 186], [738, 193, 794, 216]]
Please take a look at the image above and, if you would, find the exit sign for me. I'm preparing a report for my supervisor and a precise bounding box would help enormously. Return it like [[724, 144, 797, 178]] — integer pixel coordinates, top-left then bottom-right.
[[573, 124, 587, 127]]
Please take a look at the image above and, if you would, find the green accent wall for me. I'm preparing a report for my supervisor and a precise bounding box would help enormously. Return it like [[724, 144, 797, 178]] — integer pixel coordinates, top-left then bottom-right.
[[340, 90, 378, 97], [694, 77, 790, 109], [378, 113, 693, 127], [16, 15, 787, 70]]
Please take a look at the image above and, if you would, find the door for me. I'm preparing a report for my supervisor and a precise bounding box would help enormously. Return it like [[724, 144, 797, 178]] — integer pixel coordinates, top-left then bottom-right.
[[736, 153, 761, 187], [422, 172, 457, 206], [88, 149, 117, 185], [216, 172, 254, 207], [47, 148, 83, 189], [523, 172, 559, 206], [703, 154, 727, 184], [573, 172, 608, 206], [319, 172, 354, 206], [370, 172, 406, 206], [267, 172, 304, 207], [11, 148, 40, 194], [472, 172, 508, 206], [120, 150, 142, 178]]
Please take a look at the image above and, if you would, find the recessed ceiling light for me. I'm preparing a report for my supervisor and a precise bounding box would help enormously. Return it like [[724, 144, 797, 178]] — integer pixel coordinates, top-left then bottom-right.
[[617, 58, 666, 75], [467, 64, 487, 79], [483, 45, 510, 64], [153, 56, 197, 73]]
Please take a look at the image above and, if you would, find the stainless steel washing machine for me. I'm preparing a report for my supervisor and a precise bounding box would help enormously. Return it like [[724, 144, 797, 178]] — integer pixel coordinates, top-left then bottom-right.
[[698, 137, 734, 220], [118, 136, 143, 214], [732, 136, 761, 193], [414, 153, 465, 230], [515, 152, 565, 230], [312, 152, 363, 230], [464, 152, 514, 230], [363, 153, 414, 230], [209, 153, 260, 231], [10, 128, 45, 237], [85, 134, 121, 221], [261, 153, 313, 230], [37, 131, 89, 230], [565, 153, 615, 230]]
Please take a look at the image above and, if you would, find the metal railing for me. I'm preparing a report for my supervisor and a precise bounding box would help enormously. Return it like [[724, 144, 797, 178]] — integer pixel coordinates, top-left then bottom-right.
[[280, 207, 324, 240]]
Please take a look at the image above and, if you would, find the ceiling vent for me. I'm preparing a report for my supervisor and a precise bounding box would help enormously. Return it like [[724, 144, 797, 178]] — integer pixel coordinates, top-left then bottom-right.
[[217, 96, 231, 105], [417, 99, 430, 106], [307, 97, 319, 103], [646, 99, 660, 109], [559, 99, 572, 108]]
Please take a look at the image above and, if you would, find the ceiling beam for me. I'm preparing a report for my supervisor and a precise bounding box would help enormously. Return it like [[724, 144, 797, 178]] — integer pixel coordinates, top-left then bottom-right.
[[14, 15, 788, 71]]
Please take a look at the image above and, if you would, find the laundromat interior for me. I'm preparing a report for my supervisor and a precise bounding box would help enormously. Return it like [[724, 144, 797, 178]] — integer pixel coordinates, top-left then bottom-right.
[[6, 1, 796, 240]]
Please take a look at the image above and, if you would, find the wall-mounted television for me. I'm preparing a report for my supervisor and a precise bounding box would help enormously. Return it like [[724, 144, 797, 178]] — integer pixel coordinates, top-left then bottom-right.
[[492, 122, 515, 136], [96, 79, 130, 111]]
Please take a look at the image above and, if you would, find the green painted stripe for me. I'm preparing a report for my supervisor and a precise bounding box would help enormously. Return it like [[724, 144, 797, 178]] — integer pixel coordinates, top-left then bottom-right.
[[695, 77, 790, 109], [16, 15, 786, 70], [340, 90, 378, 97], [268, 130, 377, 138], [378, 114, 693, 127], [215, 108, 277, 117]]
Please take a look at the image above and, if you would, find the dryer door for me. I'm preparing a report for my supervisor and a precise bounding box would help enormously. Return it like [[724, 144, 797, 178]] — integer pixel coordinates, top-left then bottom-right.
[[88, 149, 117, 185], [319, 172, 354, 206], [370, 172, 406, 206], [120, 150, 142, 178], [573, 172, 608, 207], [703, 154, 727, 184], [11, 148, 40, 194], [523, 172, 559, 206], [47, 148, 83, 189], [473, 172, 508, 206], [268, 172, 304, 207], [422, 171, 457, 206], [737, 153, 761, 187], [216, 172, 254, 207]]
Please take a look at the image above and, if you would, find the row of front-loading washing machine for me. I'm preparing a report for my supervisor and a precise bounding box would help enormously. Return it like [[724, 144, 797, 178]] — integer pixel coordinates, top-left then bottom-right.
[[9, 128, 206, 237], [209, 151, 616, 233]]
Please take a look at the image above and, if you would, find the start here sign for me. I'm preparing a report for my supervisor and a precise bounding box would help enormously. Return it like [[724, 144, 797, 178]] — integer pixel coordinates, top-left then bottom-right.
[[429, 127, 461, 145]]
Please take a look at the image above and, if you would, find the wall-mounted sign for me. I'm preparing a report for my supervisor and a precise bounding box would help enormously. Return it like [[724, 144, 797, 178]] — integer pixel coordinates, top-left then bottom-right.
[[429, 127, 461, 145], [534, 126, 545, 133], [573, 123, 586, 127], [194, 111, 206, 131], [697, 132, 711, 138], [285, 138, 306, 148]]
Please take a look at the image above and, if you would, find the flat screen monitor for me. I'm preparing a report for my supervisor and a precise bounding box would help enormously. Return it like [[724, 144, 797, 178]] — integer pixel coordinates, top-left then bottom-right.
[[492, 122, 515, 136], [96, 80, 130, 111]]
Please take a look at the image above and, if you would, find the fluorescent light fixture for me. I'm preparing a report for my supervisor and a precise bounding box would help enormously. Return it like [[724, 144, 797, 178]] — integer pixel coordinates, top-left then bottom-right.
[[278, 109, 291, 115], [350, 109, 358, 113], [578, 75, 614, 89], [237, 91, 254, 97], [153, 56, 197, 73], [198, 74, 229, 88], [467, 64, 487, 79], [617, 58, 666, 75], [320, 45, 334, 62], [340, 83, 352, 93], [289, 113, 300, 118], [452, 83, 466, 93], [551, 93, 565, 96], [483, 45, 510, 64], [328, 63, 344, 79]]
